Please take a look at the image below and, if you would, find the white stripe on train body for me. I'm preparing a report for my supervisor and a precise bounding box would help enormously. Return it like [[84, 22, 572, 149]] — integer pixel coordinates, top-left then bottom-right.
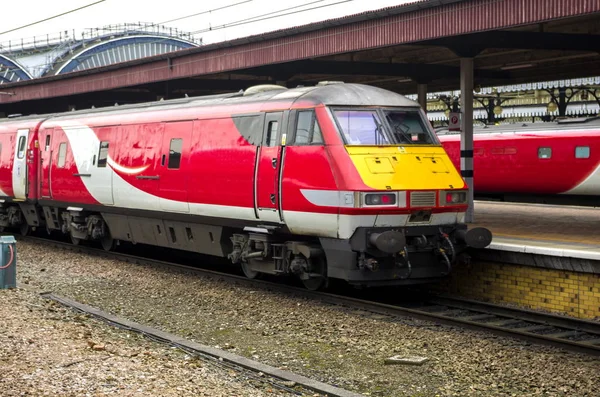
[[562, 163, 600, 195]]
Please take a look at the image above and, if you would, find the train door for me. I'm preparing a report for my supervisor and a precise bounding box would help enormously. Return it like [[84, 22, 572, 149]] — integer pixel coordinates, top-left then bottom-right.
[[158, 121, 191, 213], [40, 130, 53, 198], [88, 126, 114, 205], [12, 129, 29, 200], [254, 112, 284, 222]]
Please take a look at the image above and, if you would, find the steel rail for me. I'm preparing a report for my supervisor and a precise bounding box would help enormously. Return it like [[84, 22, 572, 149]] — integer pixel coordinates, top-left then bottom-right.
[[15, 234, 600, 357], [40, 292, 362, 397]]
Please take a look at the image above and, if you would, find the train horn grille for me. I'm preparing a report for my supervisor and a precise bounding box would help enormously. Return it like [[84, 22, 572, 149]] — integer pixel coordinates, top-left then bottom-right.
[[410, 191, 436, 207]]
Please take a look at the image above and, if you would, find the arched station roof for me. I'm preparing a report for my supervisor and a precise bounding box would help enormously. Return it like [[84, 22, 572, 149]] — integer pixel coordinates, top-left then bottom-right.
[[50, 35, 197, 75], [0, 54, 32, 84]]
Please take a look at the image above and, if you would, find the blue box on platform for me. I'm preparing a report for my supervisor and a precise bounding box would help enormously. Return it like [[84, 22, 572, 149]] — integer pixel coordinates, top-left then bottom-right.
[[0, 235, 17, 289]]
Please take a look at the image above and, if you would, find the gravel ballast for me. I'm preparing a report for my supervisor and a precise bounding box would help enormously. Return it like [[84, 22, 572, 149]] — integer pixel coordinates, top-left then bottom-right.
[[0, 287, 295, 396], [7, 240, 600, 396]]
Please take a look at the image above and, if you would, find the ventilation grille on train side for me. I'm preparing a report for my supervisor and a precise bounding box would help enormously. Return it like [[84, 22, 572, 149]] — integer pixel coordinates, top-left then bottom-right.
[[410, 191, 436, 207]]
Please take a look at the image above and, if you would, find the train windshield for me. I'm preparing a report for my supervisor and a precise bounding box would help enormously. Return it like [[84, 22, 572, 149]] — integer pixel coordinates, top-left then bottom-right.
[[332, 108, 439, 145]]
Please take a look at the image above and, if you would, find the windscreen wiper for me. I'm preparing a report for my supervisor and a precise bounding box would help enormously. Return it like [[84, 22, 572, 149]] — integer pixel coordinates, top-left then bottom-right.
[[372, 114, 386, 145], [391, 121, 412, 143]]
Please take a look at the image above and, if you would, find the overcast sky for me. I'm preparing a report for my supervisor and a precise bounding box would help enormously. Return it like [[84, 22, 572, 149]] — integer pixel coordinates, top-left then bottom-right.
[[0, 0, 414, 46]]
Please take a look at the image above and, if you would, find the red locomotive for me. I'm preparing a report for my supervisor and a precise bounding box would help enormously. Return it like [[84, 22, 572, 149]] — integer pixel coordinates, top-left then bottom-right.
[[0, 83, 491, 289], [437, 118, 600, 206]]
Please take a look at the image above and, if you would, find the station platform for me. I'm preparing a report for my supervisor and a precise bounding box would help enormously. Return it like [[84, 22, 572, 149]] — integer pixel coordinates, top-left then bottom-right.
[[471, 201, 600, 266], [437, 201, 600, 320]]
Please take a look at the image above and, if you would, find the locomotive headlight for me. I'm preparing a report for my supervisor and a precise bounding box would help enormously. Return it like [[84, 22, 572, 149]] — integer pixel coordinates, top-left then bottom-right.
[[365, 193, 396, 206], [442, 190, 468, 205], [359, 191, 407, 208]]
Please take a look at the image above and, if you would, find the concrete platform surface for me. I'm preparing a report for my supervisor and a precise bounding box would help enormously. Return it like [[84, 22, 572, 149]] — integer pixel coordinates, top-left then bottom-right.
[[471, 201, 600, 261]]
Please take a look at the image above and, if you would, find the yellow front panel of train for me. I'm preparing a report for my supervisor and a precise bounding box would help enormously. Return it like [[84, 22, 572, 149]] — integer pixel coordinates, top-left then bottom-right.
[[346, 145, 465, 190]]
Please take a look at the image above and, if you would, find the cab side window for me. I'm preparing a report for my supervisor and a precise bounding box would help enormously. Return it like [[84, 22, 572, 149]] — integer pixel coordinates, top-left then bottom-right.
[[294, 110, 323, 145], [57, 143, 67, 168], [312, 119, 323, 144], [168, 138, 182, 169], [97, 141, 109, 168], [17, 136, 26, 159], [266, 121, 279, 147]]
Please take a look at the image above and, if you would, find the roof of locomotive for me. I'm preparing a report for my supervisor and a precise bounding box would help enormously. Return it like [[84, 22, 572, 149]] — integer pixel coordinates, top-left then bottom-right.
[[1, 83, 420, 126], [292, 83, 419, 107]]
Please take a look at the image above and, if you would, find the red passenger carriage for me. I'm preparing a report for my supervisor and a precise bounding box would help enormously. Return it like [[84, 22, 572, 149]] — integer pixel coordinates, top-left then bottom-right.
[[438, 118, 600, 205]]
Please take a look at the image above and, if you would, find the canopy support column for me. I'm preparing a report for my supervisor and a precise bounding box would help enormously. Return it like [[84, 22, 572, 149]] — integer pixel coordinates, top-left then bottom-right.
[[460, 57, 475, 223]]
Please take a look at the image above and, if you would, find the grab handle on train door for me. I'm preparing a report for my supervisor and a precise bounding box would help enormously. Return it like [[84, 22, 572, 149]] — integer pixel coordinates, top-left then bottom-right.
[[272, 158, 277, 168], [136, 175, 160, 180], [73, 173, 91, 177]]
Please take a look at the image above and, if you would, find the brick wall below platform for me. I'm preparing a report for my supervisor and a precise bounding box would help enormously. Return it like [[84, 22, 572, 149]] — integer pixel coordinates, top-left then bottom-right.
[[436, 261, 600, 320]]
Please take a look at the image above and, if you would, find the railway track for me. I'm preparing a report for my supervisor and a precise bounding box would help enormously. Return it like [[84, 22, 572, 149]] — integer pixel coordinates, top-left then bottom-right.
[[14, 233, 600, 357]]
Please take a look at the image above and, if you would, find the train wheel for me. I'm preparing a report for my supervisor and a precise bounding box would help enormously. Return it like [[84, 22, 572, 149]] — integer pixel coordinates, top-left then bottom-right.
[[241, 261, 260, 279], [301, 257, 327, 291], [20, 223, 30, 237], [302, 276, 326, 291], [100, 234, 116, 251]]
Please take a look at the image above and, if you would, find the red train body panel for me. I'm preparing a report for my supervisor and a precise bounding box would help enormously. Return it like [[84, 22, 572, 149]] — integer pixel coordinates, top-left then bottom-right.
[[0, 84, 490, 288], [437, 119, 600, 200]]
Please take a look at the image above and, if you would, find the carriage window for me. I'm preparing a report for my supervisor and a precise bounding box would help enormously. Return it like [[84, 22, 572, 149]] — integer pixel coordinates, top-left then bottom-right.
[[168, 138, 182, 169], [295, 111, 324, 145], [575, 146, 590, 159], [17, 136, 26, 159], [57, 143, 67, 167], [97, 141, 109, 168], [266, 121, 278, 147], [538, 147, 552, 159]]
